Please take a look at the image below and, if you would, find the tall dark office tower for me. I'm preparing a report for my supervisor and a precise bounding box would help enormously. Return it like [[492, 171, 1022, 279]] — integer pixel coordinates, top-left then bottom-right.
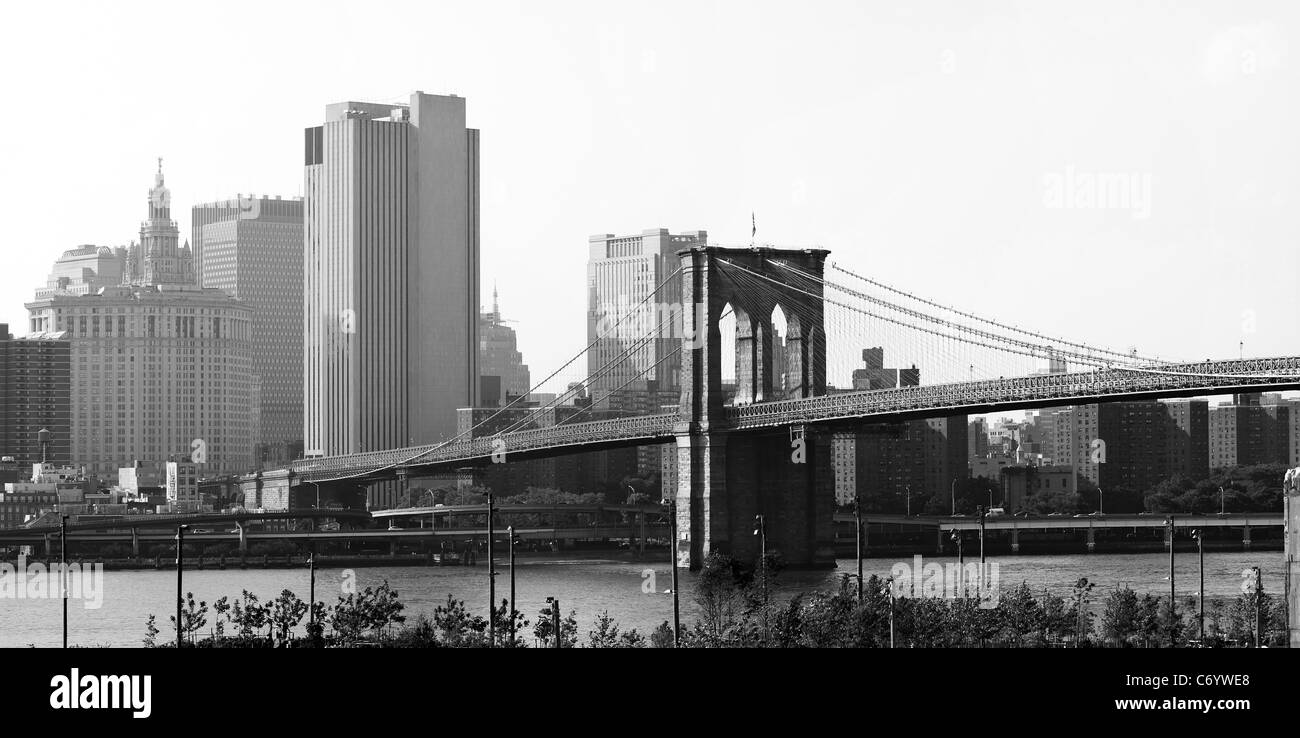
[[193, 195, 305, 465], [303, 92, 480, 507], [0, 324, 72, 467]]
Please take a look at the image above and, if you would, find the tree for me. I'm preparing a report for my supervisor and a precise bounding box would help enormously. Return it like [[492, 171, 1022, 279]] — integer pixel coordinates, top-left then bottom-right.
[[1068, 578, 1096, 645], [693, 553, 750, 644], [586, 610, 644, 647], [649, 621, 675, 649], [533, 605, 578, 648], [995, 582, 1044, 645], [1100, 587, 1141, 645], [212, 596, 231, 641], [169, 592, 208, 646], [491, 598, 529, 648], [143, 615, 159, 648], [270, 589, 309, 644], [431, 594, 487, 647], [230, 590, 269, 643], [330, 581, 407, 645]]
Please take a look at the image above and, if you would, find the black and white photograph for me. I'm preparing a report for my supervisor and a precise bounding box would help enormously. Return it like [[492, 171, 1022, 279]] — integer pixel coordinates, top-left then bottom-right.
[[0, 0, 1296, 723]]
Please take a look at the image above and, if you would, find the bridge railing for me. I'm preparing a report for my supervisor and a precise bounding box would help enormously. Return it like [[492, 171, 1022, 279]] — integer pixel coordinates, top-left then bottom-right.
[[286, 357, 1299, 478], [726, 357, 1300, 428], [292, 413, 678, 480]]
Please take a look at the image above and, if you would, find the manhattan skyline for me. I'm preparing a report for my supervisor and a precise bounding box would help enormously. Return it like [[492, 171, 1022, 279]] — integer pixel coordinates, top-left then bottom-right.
[[1, 0, 1296, 398]]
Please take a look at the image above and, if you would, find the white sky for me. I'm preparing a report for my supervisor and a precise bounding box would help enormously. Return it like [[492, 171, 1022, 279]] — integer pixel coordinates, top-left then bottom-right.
[[1, 1, 1296, 401]]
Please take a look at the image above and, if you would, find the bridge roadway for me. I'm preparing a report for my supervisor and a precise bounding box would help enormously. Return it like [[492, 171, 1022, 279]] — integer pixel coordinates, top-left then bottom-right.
[[286, 356, 1300, 482], [832, 512, 1283, 531], [0, 526, 663, 545], [372, 503, 667, 520], [8, 509, 372, 534]]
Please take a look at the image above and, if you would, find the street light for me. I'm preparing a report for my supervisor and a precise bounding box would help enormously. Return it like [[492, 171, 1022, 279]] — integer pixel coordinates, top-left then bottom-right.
[[951, 529, 964, 596], [545, 596, 561, 649], [662, 497, 681, 647], [852, 494, 863, 604], [176, 524, 189, 649], [754, 514, 768, 644], [1098, 487, 1104, 516], [487, 491, 496, 648], [507, 525, 520, 647], [308, 551, 316, 644], [950, 478, 957, 515], [904, 485, 911, 518], [1190, 529, 1203, 642], [60, 514, 68, 649], [882, 576, 896, 648], [1219, 486, 1225, 515], [1250, 566, 1263, 648], [1166, 517, 1176, 644]]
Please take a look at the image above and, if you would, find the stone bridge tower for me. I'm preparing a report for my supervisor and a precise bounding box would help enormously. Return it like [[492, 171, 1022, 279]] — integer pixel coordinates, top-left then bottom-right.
[[673, 246, 835, 570]]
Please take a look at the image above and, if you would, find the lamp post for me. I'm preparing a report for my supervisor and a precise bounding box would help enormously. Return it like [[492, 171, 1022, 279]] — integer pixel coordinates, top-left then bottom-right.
[[951, 529, 964, 596], [950, 478, 957, 516], [1098, 487, 1104, 516], [1250, 566, 1262, 648], [1166, 517, 1176, 644], [905, 485, 911, 518], [754, 514, 768, 644], [883, 576, 895, 648], [546, 596, 561, 648], [507, 525, 518, 647], [487, 491, 495, 648], [853, 494, 863, 604], [1190, 529, 1203, 642], [1219, 487, 1225, 515], [60, 514, 68, 649], [663, 497, 681, 646], [175, 524, 188, 649], [308, 551, 316, 641]]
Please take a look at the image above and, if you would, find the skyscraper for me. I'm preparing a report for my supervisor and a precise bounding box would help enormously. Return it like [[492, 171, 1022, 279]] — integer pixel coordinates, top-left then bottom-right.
[[192, 195, 305, 465], [587, 228, 707, 403], [26, 165, 255, 481], [0, 324, 71, 467], [478, 286, 531, 407], [303, 92, 479, 471]]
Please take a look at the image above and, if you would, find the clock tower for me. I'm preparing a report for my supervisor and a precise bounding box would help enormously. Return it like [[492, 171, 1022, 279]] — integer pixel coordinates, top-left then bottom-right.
[[134, 159, 194, 286]]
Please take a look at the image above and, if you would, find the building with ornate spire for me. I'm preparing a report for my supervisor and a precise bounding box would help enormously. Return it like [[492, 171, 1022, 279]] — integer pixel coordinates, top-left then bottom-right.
[[26, 163, 256, 483], [126, 159, 195, 286]]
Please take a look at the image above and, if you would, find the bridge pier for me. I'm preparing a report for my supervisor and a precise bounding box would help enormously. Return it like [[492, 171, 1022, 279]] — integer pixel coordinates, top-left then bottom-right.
[[1243, 523, 1251, 552], [1010, 529, 1020, 554], [1086, 528, 1096, 553], [673, 246, 832, 570], [674, 425, 835, 569]]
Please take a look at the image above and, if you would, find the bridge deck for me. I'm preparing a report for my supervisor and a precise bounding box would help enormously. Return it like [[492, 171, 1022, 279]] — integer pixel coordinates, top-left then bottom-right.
[[281, 356, 1300, 482]]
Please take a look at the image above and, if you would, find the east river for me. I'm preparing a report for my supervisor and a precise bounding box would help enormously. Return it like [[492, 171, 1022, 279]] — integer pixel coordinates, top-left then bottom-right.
[[0, 551, 1283, 647]]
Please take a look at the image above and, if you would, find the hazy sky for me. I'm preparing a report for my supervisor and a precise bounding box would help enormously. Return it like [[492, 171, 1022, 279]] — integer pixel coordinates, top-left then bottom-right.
[[1, 1, 1296, 396]]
